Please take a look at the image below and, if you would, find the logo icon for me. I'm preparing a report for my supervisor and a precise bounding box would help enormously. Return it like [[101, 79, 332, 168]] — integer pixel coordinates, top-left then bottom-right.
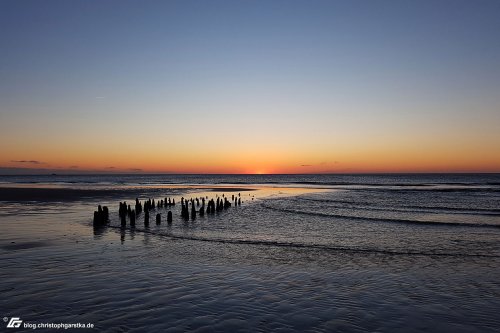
[[6, 317, 22, 328]]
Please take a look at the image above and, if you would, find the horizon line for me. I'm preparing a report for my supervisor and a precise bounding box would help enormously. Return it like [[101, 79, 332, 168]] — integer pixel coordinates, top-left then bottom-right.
[[1, 171, 500, 176]]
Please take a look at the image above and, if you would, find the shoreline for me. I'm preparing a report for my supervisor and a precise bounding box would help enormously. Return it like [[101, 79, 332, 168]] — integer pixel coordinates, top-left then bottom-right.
[[0, 186, 257, 202]]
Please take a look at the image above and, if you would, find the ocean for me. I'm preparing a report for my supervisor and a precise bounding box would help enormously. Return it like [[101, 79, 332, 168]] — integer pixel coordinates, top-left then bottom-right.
[[0, 174, 499, 332]]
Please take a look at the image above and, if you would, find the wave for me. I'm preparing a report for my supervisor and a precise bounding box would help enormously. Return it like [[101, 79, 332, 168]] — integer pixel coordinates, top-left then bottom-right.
[[355, 187, 500, 193], [260, 203, 500, 229], [104, 225, 500, 258], [290, 181, 434, 187], [297, 197, 500, 215], [290, 181, 500, 188]]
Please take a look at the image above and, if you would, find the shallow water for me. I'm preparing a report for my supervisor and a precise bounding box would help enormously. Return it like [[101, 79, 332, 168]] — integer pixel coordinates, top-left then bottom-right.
[[0, 174, 499, 332]]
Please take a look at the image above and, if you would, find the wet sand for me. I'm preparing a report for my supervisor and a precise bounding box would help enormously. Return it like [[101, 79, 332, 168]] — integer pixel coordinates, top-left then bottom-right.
[[1, 205, 498, 332]]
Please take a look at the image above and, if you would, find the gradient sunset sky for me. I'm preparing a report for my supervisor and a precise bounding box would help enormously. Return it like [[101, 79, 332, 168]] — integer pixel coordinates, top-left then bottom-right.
[[1, 0, 499, 174]]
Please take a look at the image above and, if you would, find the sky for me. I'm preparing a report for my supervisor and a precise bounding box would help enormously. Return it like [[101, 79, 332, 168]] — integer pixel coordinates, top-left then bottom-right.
[[1, 0, 499, 174]]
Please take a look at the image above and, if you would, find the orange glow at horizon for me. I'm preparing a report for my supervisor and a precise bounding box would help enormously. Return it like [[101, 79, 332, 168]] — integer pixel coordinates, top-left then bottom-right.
[[1, 95, 500, 174], [2, 140, 500, 174]]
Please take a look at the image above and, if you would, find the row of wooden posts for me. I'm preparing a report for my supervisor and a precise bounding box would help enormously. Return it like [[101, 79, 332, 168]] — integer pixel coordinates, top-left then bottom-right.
[[93, 193, 242, 227]]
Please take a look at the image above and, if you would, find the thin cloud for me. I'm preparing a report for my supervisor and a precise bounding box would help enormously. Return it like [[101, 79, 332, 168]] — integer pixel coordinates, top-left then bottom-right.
[[105, 166, 116, 169], [300, 161, 340, 169], [69, 165, 79, 169], [129, 168, 143, 172], [11, 160, 45, 165]]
